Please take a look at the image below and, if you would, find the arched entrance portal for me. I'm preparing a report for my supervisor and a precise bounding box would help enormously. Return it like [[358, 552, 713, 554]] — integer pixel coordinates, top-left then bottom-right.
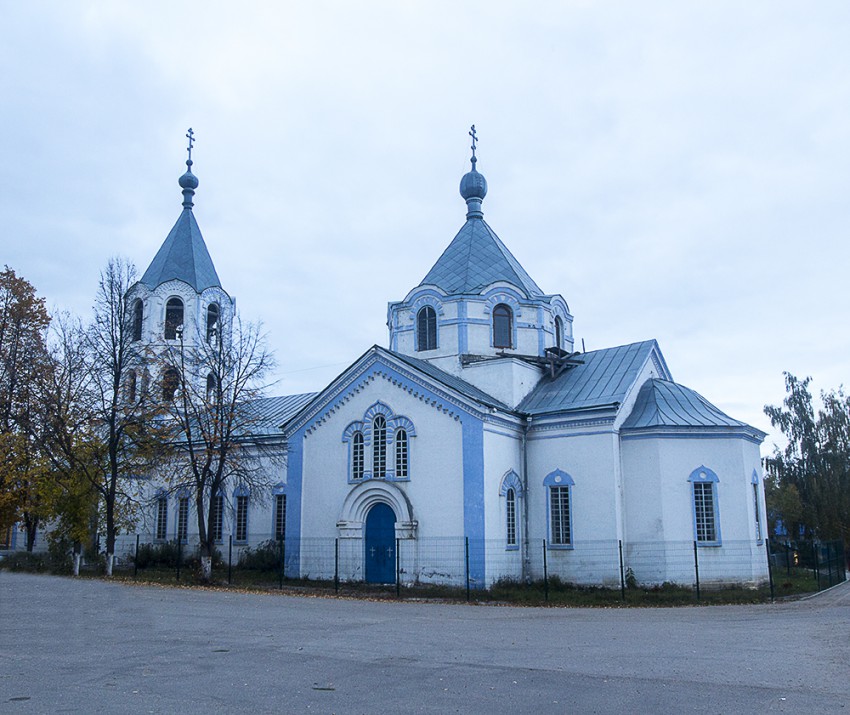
[[365, 503, 396, 583]]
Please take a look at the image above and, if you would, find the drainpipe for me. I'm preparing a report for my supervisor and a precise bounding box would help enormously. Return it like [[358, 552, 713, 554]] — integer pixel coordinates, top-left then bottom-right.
[[521, 414, 531, 582]]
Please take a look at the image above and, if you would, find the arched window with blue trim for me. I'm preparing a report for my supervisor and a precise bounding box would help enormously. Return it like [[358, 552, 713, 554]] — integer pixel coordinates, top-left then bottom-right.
[[493, 303, 513, 349], [395, 428, 408, 479], [132, 299, 143, 342], [273, 484, 287, 541], [352, 432, 365, 480], [373, 415, 387, 478], [417, 306, 437, 352], [155, 493, 168, 541], [234, 486, 250, 542], [752, 471, 762, 543], [500, 470, 523, 550], [544, 470, 575, 547], [689, 467, 720, 545]]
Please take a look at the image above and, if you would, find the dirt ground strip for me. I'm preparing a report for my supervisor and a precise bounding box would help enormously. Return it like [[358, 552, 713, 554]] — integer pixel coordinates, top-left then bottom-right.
[[1, 572, 848, 714]]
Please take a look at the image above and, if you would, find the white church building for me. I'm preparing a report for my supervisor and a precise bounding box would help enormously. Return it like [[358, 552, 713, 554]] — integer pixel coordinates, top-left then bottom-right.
[[132, 133, 769, 589]]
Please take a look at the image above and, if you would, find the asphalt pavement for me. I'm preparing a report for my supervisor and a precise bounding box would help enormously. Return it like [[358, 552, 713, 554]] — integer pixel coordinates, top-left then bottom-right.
[[1, 572, 848, 714]]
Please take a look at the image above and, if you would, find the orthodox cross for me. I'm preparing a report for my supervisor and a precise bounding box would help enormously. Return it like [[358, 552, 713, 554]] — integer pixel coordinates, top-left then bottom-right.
[[469, 125, 478, 163], [186, 127, 195, 161]]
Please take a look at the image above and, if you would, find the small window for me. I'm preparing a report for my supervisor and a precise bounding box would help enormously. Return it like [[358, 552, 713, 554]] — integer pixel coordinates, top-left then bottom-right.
[[162, 368, 179, 402], [373, 415, 387, 478], [506, 487, 517, 546], [395, 429, 408, 479], [275, 494, 287, 541], [177, 497, 189, 542], [493, 304, 513, 349], [164, 297, 184, 340], [206, 303, 220, 342], [554, 316, 563, 350], [211, 494, 224, 542], [352, 432, 364, 480], [127, 370, 137, 403], [235, 495, 248, 542], [156, 497, 168, 541], [417, 306, 437, 352], [132, 299, 143, 342]]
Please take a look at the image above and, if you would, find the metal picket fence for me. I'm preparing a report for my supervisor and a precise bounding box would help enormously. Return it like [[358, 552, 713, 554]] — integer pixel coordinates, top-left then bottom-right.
[[96, 534, 848, 602]]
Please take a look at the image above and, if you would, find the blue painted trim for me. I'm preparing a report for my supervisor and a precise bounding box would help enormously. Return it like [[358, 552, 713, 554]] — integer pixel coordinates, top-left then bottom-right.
[[285, 435, 304, 575], [462, 415, 486, 587], [499, 469, 524, 497], [537, 306, 545, 355], [458, 301, 468, 355], [272, 482, 286, 495], [233, 484, 251, 497], [621, 430, 763, 445], [688, 466, 719, 483]]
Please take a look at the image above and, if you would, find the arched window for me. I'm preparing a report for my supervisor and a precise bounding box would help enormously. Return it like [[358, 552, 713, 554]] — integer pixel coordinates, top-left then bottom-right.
[[162, 368, 179, 402], [164, 298, 184, 340], [132, 299, 143, 342], [373, 415, 387, 479], [395, 429, 408, 479], [506, 487, 517, 546], [493, 304, 513, 349], [544, 470, 575, 547], [127, 370, 137, 403], [206, 303, 220, 342], [554, 316, 563, 350], [417, 306, 437, 352], [206, 372, 217, 402], [352, 432, 365, 480]]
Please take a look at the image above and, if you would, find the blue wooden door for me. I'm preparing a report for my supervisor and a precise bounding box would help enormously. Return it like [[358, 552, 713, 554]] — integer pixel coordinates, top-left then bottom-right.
[[365, 503, 396, 583]]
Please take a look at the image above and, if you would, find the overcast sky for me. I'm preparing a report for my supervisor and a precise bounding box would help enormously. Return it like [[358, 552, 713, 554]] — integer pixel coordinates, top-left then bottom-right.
[[2, 2, 848, 454]]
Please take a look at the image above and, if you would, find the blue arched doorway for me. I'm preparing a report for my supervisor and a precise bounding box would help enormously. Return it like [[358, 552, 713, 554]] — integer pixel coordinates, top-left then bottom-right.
[[365, 502, 396, 583]]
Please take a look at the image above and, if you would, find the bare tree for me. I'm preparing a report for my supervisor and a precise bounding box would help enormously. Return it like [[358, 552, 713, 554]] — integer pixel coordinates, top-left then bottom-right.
[[157, 312, 276, 582]]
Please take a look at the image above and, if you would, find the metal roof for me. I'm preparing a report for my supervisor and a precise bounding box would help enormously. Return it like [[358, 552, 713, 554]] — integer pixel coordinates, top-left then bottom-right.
[[518, 340, 662, 415], [620, 379, 747, 430], [140, 209, 222, 292], [419, 218, 543, 297], [243, 393, 319, 434]]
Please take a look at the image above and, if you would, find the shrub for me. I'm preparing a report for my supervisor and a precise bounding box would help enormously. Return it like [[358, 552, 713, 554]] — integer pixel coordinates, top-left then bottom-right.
[[238, 540, 281, 572]]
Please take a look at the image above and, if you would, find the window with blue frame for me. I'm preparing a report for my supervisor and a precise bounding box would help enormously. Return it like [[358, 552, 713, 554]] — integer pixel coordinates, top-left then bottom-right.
[[752, 472, 762, 543], [275, 493, 287, 540], [544, 470, 574, 547], [506, 488, 517, 547], [352, 432, 364, 480], [689, 467, 720, 545], [177, 497, 189, 542], [373, 415, 387, 478], [395, 429, 408, 479]]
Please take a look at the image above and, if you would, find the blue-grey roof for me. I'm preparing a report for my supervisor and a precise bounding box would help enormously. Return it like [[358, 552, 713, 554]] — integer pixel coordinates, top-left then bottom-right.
[[621, 379, 747, 430], [140, 209, 222, 292], [419, 219, 543, 297], [389, 349, 510, 410], [518, 340, 664, 415], [242, 393, 318, 434]]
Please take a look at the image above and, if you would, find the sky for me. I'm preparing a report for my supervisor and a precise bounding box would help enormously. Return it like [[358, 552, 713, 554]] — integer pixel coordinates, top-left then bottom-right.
[[2, 2, 848, 455]]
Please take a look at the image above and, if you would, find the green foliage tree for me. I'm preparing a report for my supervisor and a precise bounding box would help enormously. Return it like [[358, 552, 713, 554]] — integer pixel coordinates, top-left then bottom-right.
[[0, 266, 51, 549], [764, 373, 850, 543]]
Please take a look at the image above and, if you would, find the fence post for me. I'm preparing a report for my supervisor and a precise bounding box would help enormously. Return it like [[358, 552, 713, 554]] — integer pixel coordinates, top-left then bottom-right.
[[812, 542, 819, 590], [176, 537, 182, 582], [543, 539, 549, 603], [334, 538, 339, 594], [786, 540, 791, 577], [279, 536, 285, 590], [827, 542, 833, 587], [396, 538, 401, 599], [766, 541, 774, 601], [465, 537, 470, 602], [134, 534, 139, 578], [228, 534, 233, 585], [693, 541, 701, 602], [618, 540, 626, 602]]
